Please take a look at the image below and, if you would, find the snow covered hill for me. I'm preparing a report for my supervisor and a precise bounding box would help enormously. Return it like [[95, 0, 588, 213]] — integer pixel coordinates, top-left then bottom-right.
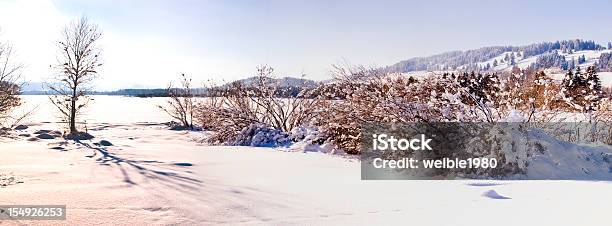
[[473, 49, 612, 72], [386, 40, 612, 87]]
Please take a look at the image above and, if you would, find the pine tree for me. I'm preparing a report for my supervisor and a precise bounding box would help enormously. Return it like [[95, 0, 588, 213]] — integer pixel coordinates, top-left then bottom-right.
[[608, 42, 612, 50], [573, 66, 584, 87], [561, 68, 573, 90], [561, 60, 569, 70], [568, 59, 575, 69], [562, 66, 600, 112], [584, 66, 603, 112], [586, 66, 602, 93], [578, 55, 586, 64], [493, 59, 498, 67]]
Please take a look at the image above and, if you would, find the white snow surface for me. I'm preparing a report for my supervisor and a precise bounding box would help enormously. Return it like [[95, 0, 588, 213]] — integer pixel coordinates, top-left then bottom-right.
[[2, 121, 612, 225], [1, 96, 612, 225], [525, 129, 612, 180]]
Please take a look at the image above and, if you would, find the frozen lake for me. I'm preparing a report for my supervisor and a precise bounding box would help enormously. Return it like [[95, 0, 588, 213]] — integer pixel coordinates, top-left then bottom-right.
[[18, 95, 174, 124]]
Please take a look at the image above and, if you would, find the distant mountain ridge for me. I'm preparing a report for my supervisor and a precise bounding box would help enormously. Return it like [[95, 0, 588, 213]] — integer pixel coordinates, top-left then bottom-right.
[[222, 76, 319, 89], [385, 39, 611, 73], [20, 76, 319, 97]]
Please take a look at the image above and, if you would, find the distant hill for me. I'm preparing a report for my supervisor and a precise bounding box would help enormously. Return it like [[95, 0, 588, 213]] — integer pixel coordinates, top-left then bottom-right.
[[223, 76, 318, 89], [20, 76, 318, 97], [385, 39, 611, 73], [20, 82, 49, 95], [21, 82, 47, 92]]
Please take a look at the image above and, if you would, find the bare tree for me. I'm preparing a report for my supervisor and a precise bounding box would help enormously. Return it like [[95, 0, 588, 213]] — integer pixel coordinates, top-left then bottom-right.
[[158, 73, 196, 130], [0, 37, 23, 125], [48, 17, 102, 135]]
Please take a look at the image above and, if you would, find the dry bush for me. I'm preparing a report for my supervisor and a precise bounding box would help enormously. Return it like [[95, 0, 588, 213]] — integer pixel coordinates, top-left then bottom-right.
[[494, 69, 612, 145], [0, 38, 23, 126], [543, 99, 612, 144], [193, 63, 612, 158], [496, 71, 567, 122], [311, 65, 477, 154], [309, 66, 578, 155], [159, 73, 196, 130], [313, 66, 539, 176], [588, 99, 612, 143], [197, 66, 317, 144], [592, 99, 612, 121]]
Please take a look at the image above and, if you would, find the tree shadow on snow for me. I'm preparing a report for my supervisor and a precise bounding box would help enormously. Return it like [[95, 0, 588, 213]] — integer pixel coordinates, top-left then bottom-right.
[[76, 141, 202, 193]]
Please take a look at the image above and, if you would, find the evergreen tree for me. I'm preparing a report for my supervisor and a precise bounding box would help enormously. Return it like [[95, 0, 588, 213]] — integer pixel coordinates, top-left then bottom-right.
[[584, 66, 603, 112], [562, 66, 600, 112], [561, 68, 573, 91], [573, 66, 584, 87], [598, 53, 612, 71], [578, 55, 586, 64], [457, 71, 501, 105], [586, 66, 602, 93], [493, 59, 498, 67], [608, 42, 612, 50]]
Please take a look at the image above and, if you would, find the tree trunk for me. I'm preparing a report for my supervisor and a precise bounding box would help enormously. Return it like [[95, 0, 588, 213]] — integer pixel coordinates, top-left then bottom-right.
[[70, 94, 77, 134]]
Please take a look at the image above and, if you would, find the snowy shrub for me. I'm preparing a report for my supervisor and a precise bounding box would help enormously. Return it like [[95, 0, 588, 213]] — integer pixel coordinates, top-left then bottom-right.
[[231, 123, 291, 147], [464, 124, 535, 177], [289, 126, 325, 144], [311, 65, 478, 154], [465, 69, 573, 123], [212, 124, 326, 148], [286, 126, 337, 153], [198, 66, 318, 146], [197, 63, 611, 159]]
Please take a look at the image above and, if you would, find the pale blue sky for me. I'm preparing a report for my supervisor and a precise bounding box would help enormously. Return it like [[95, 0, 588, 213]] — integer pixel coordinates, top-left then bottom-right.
[[1, 0, 611, 89]]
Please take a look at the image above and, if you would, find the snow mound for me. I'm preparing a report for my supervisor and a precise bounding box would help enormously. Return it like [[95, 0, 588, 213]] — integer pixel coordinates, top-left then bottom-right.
[[226, 124, 339, 154], [501, 110, 526, 122], [232, 124, 292, 147], [482, 190, 511, 199], [525, 129, 612, 180]]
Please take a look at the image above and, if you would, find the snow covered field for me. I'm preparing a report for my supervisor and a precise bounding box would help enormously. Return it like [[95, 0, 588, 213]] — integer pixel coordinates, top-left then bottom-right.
[[1, 96, 612, 225]]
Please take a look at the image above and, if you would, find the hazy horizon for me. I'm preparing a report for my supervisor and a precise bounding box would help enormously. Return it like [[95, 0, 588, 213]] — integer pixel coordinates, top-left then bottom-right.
[[1, 0, 612, 90]]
